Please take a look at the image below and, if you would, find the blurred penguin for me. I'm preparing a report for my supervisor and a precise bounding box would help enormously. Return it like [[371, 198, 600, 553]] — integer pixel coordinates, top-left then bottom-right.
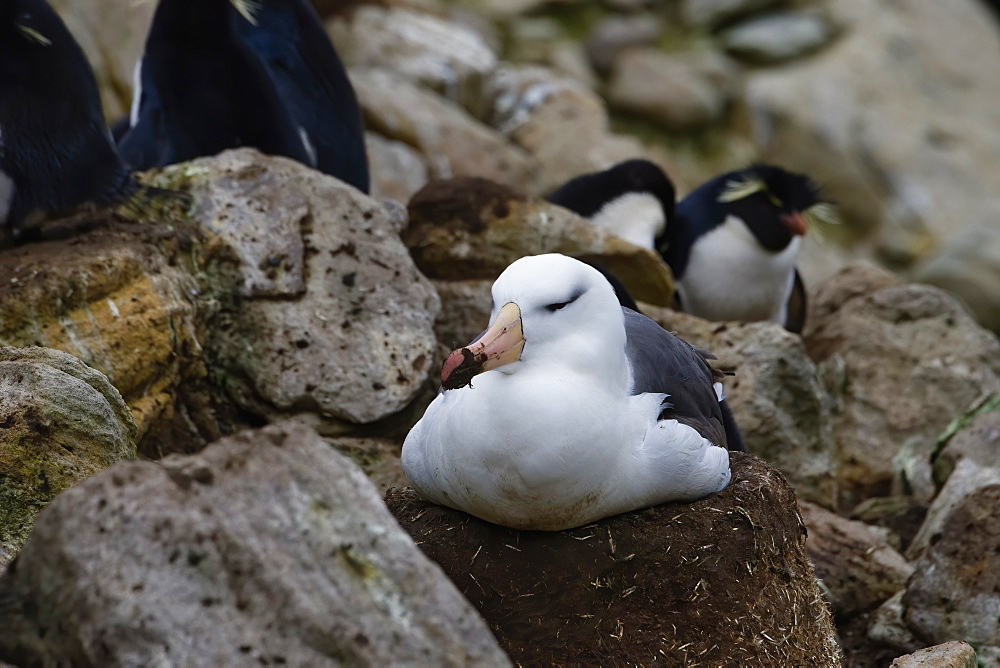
[[666, 165, 833, 334], [0, 0, 136, 241], [231, 0, 369, 192], [549, 160, 834, 334], [118, 0, 313, 171]]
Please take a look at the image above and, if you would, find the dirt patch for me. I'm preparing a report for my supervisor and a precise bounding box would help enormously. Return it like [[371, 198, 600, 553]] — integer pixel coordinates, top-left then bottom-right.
[[386, 452, 842, 666]]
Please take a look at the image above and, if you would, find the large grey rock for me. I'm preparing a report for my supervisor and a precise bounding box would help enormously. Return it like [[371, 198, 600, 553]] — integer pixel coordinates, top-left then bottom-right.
[[0, 347, 137, 569], [642, 307, 839, 508], [328, 7, 497, 112], [721, 11, 835, 64], [914, 224, 1000, 334], [804, 262, 1000, 510], [607, 48, 739, 129], [799, 500, 913, 619], [486, 64, 651, 194], [890, 641, 977, 668], [352, 68, 538, 192], [745, 0, 1000, 266], [154, 149, 440, 429], [0, 422, 510, 666]]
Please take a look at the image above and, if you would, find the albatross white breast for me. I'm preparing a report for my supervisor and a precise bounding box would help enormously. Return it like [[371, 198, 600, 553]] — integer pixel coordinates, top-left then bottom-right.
[[401, 253, 732, 531]]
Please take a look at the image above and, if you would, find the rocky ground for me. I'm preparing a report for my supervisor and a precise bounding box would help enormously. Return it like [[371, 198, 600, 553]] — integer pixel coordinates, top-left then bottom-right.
[[1, 0, 999, 665]]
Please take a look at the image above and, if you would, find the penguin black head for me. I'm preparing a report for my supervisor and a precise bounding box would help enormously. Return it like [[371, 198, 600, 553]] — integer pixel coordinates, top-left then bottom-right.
[[0, 0, 76, 82], [706, 164, 829, 252], [547, 159, 676, 250]]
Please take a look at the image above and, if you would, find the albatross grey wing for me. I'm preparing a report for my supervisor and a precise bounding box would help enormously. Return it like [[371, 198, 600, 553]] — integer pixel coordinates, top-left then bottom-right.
[[622, 308, 727, 447]]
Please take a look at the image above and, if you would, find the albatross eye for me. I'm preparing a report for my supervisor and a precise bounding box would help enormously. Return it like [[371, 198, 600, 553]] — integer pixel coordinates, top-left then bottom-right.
[[545, 300, 572, 312]]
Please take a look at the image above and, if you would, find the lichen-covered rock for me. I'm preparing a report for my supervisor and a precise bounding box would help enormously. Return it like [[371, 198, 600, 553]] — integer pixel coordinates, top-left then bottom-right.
[[606, 48, 739, 129], [799, 500, 913, 619], [485, 64, 653, 194], [642, 306, 839, 508], [386, 452, 842, 665], [329, 6, 497, 113], [804, 262, 1000, 510], [0, 422, 510, 667], [0, 347, 136, 568], [351, 68, 537, 192], [154, 149, 440, 429], [405, 177, 674, 306], [0, 223, 218, 457], [890, 641, 977, 668]]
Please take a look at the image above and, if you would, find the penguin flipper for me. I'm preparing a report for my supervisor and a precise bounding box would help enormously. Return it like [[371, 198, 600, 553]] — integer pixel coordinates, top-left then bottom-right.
[[784, 269, 807, 334]]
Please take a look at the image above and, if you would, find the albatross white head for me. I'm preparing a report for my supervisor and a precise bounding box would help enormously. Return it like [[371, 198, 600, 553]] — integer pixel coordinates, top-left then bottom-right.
[[440, 253, 630, 393]]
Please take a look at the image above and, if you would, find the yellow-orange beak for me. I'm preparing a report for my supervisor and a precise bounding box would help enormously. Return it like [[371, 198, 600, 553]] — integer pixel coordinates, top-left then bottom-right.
[[441, 302, 524, 390]]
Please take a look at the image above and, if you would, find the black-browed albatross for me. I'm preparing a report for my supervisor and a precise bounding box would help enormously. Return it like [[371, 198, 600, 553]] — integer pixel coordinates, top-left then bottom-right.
[[402, 253, 733, 531]]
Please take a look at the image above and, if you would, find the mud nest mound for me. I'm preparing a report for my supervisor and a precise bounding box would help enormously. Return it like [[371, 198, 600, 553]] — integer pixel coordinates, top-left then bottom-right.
[[386, 452, 842, 666]]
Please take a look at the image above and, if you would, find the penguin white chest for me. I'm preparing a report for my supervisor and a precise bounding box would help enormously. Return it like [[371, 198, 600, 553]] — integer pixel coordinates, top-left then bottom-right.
[[678, 216, 801, 324]]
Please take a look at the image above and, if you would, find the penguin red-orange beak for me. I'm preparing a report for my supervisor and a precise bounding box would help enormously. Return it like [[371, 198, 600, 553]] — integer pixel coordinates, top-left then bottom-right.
[[441, 302, 524, 390], [781, 212, 807, 236]]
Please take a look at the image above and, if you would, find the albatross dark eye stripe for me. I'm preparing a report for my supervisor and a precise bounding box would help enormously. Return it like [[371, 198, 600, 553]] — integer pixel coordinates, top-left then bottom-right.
[[545, 287, 585, 312]]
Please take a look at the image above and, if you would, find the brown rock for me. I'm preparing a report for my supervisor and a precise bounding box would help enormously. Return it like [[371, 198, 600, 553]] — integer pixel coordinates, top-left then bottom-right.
[[328, 6, 497, 112], [485, 64, 654, 194], [405, 177, 675, 306], [606, 48, 739, 129], [0, 423, 510, 666], [890, 641, 977, 668], [804, 262, 1000, 510], [386, 452, 842, 666], [351, 68, 537, 192], [900, 459, 1000, 652], [799, 500, 913, 619]]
